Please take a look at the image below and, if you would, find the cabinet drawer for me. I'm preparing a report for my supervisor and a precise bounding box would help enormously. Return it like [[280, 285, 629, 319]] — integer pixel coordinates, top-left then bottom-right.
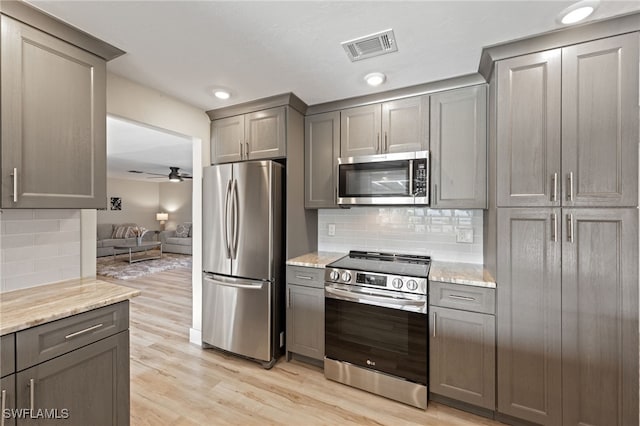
[[430, 282, 495, 314], [16, 301, 129, 371], [1, 334, 15, 377], [287, 266, 324, 289]]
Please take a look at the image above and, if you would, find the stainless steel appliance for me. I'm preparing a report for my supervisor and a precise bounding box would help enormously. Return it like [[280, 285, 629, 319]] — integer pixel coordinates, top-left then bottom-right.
[[337, 151, 429, 206], [202, 160, 283, 369], [324, 251, 430, 409]]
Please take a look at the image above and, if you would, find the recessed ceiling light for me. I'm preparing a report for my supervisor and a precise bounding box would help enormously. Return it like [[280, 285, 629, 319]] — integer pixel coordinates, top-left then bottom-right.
[[365, 72, 386, 87], [213, 90, 231, 100], [558, 0, 599, 25]]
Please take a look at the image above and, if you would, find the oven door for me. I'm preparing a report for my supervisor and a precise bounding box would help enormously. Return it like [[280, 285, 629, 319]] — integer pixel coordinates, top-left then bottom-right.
[[324, 283, 428, 385]]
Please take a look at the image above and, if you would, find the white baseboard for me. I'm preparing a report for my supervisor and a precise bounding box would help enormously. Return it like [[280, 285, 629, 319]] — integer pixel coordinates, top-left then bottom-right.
[[189, 327, 202, 345]]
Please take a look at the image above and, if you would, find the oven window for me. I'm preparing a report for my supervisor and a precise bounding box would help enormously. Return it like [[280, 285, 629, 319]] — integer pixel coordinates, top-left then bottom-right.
[[339, 161, 410, 197], [325, 297, 427, 384]]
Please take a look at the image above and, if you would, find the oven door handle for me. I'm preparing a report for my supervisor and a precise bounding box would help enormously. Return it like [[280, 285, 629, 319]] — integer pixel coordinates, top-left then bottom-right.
[[325, 286, 426, 308]]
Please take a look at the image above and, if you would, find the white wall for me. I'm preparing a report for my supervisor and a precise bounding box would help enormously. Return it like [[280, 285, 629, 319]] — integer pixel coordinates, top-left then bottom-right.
[[318, 207, 483, 264], [103, 73, 210, 345], [0, 209, 81, 292], [160, 180, 193, 230], [98, 178, 161, 230]]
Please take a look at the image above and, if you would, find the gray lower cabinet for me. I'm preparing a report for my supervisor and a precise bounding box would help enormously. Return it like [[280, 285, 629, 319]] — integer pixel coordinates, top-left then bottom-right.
[[430, 85, 487, 209], [429, 282, 495, 410], [211, 107, 286, 164], [497, 207, 638, 425], [1, 15, 107, 209], [304, 112, 340, 208], [496, 33, 638, 208], [1, 374, 16, 426], [286, 266, 324, 361]]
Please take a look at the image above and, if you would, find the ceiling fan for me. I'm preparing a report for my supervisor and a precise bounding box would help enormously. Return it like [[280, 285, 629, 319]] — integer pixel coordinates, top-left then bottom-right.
[[128, 167, 192, 182]]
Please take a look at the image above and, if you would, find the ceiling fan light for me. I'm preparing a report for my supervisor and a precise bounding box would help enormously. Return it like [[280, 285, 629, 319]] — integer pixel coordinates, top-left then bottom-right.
[[168, 167, 183, 182]]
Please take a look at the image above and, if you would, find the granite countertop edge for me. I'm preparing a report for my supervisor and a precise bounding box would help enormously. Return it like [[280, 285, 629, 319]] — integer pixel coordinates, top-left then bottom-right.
[[0, 278, 141, 335], [286, 251, 346, 269], [428, 261, 496, 289]]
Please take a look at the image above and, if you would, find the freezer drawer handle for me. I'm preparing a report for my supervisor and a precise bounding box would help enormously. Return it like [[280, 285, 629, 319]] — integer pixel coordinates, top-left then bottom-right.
[[204, 275, 265, 290]]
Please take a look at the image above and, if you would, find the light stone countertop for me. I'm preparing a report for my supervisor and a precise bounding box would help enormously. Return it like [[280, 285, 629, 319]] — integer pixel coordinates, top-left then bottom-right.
[[429, 261, 496, 289], [286, 251, 346, 269], [0, 278, 140, 335]]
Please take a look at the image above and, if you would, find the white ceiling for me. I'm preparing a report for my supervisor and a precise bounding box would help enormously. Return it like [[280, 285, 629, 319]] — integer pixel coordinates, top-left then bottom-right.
[[24, 1, 640, 179]]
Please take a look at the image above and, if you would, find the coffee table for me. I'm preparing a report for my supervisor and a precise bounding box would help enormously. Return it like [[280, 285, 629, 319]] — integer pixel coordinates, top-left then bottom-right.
[[113, 242, 163, 264]]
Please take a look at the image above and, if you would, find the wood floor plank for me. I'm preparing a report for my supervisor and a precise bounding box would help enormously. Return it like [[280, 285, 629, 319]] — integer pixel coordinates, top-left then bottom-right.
[[99, 267, 505, 425]]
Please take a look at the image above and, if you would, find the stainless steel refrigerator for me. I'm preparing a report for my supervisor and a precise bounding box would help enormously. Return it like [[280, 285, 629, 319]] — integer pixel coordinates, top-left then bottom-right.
[[202, 160, 283, 368]]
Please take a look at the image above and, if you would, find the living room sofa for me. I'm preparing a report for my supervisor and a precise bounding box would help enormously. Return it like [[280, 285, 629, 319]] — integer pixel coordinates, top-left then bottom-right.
[[159, 222, 192, 255], [97, 223, 155, 257]]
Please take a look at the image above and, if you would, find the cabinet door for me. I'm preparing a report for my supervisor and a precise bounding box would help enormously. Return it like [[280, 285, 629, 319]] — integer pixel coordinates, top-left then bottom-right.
[[429, 306, 495, 410], [286, 284, 324, 360], [497, 208, 562, 425], [1, 16, 106, 209], [245, 106, 286, 160], [381, 96, 428, 154], [305, 112, 340, 208], [562, 34, 638, 207], [1, 375, 16, 426], [562, 208, 638, 426], [430, 86, 486, 209], [16, 332, 129, 426], [340, 104, 381, 157], [211, 115, 244, 164], [496, 50, 561, 207]]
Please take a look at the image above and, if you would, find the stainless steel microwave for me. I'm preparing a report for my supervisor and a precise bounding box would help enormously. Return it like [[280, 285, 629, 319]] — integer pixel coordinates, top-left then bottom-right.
[[337, 151, 429, 206]]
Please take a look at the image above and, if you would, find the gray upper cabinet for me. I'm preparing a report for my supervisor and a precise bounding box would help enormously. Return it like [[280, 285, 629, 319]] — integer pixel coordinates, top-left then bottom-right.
[[1, 15, 107, 209], [496, 49, 561, 207], [497, 33, 639, 208], [245, 106, 286, 160], [211, 115, 244, 164], [430, 85, 487, 209], [561, 34, 638, 207], [305, 112, 340, 208], [340, 96, 428, 157], [561, 208, 638, 425], [211, 106, 286, 164], [497, 208, 562, 425]]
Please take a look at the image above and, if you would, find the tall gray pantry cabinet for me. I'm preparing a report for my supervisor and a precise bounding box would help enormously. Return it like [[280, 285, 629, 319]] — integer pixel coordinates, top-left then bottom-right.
[[492, 32, 639, 426]]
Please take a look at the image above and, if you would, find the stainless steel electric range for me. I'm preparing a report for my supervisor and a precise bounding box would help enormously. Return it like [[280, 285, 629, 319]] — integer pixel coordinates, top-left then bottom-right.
[[324, 251, 430, 409]]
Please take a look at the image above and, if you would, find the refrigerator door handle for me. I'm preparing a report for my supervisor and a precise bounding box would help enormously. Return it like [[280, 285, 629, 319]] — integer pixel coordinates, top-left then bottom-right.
[[231, 178, 240, 259], [223, 179, 232, 259], [204, 273, 265, 290]]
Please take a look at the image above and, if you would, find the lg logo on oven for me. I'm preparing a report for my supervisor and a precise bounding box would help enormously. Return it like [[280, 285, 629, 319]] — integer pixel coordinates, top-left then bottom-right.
[[366, 359, 376, 366]]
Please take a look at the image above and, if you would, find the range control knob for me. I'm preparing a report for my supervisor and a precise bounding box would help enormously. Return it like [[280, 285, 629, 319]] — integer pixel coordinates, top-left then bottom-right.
[[329, 270, 340, 281], [341, 272, 352, 282], [406, 279, 418, 291], [392, 278, 404, 289]]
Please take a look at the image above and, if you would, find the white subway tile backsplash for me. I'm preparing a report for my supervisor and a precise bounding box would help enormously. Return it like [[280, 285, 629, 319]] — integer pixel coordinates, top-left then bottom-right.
[[318, 207, 483, 263], [1, 209, 81, 292]]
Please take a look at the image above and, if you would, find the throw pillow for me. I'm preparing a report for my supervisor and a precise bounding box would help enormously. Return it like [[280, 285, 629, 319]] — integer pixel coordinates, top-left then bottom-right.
[[186, 222, 193, 237], [112, 225, 137, 239], [175, 223, 190, 238]]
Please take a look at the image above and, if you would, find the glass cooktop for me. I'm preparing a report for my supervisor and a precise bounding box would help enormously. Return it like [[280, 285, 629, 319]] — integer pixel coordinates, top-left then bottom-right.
[[328, 250, 431, 278]]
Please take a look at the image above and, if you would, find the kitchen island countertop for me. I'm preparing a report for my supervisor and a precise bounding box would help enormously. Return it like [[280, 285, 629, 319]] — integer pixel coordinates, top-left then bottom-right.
[[429, 261, 496, 289], [0, 278, 140, 335], [286, 251, 346, 269]]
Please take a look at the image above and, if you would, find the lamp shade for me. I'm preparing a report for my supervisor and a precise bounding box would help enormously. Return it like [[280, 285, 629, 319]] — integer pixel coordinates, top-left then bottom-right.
[[156, 213, 169, 221]]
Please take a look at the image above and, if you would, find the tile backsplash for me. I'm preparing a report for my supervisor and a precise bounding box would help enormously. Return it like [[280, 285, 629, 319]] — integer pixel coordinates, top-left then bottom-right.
[[318, 207, 483, 263], [0, 209, 81, 292]]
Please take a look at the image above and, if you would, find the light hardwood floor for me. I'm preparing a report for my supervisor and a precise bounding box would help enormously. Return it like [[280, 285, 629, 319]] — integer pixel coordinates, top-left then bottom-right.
[[100, 267, 505, 426]]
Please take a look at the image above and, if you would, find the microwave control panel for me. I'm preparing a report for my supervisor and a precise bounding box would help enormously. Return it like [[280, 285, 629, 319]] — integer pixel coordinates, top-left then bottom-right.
[[414, 162, 428, 197]]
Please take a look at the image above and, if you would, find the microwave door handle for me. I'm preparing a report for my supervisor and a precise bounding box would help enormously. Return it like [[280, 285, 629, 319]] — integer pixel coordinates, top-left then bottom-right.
[[325, 286, 425, 307], [408, 160, 414, 197]]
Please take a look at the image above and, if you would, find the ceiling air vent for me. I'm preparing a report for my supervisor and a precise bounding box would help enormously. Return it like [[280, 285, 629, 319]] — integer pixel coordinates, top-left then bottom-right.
[[341, 29, 398, 62]]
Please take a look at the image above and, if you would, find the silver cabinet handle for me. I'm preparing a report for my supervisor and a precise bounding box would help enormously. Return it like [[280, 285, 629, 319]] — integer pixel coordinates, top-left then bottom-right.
[[245, 142, 249, 158], [65, 323, 103, 340], [376, 133, 380, 153], [432, 312, 437, 338], [295, 275, 313, 280], [433, 184, 437, 206], [567, 213, 574, 243], [448, 294, 476, 301], [551, 213, 558, 242], [1, 389, 6, 426], [384, 132, 388, 152], [551, 173, 558, 202], [567, 172, 574, 202], [239, 142, 243, 159], [11, 168, 17, 203], [287, 288, 290, 309], [29, 378, 35, 411]]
